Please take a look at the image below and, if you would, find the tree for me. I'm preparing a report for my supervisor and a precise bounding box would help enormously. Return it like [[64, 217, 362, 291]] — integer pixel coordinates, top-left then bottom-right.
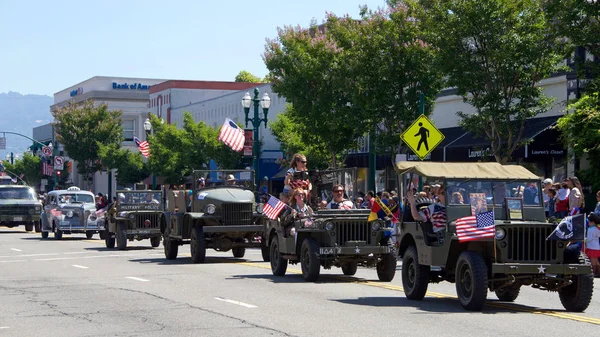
[[2, 153, 42, 187], [412, 0, 568, 163], [97, 144, 150, 186], [264, 5, 444, 167], [235, 70, 263, 83], [53, 101, 124, 189]]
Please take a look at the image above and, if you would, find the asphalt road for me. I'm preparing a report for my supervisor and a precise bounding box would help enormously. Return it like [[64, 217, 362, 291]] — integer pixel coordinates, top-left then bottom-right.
[[1, 227, 599, 337]]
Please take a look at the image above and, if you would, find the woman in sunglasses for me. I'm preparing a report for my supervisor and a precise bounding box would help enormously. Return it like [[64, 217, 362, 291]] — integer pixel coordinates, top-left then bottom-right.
[[326, 184, 355, 210], [283, 153, 312, 196]]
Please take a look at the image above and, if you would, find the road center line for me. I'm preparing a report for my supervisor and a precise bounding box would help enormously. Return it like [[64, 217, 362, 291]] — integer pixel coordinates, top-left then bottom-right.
[[126, 277, 149, 282], [72, 265, 89, 269], [214, 297, 257, 308], [10, 248, 22, 252], [0, 326, 9, 329]]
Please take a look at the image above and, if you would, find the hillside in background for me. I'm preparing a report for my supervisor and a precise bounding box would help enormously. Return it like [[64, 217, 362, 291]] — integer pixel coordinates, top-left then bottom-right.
[[0, 92, 53, 159]]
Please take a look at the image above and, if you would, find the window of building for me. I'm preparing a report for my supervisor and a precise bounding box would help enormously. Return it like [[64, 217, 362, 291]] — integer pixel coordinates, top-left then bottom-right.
[[122, 119, 135, 141]]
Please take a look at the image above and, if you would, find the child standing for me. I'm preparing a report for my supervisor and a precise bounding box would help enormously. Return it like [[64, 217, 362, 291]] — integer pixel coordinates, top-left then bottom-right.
[[585, 213, 600, 277]]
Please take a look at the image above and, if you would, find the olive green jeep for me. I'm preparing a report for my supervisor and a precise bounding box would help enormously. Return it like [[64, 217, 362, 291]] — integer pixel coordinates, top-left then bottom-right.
[[161, 169, 269, 263], [396, 162, 593, 312], [263, 168, 397, 282], [104, 190, 163, 250]]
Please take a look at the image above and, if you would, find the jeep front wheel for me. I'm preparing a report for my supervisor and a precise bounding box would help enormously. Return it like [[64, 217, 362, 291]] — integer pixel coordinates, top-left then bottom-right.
[[300, 238, 320, 282], [402, 245, 430, 300], [495, 285, 521, 302], [232, 247, 245, 258], [105, 229, 115, 248], [341, 262, 358, 276], [116, 223, 127, 250], [377, 252, 396, 282], [150, 236, 161, 248], [455, 251, 488, 311], [559, 273, 594, 312], [270, 236, 287, 276], [190, 226, 206, 264], [163, 228, 179, 260], [261, 240, 270, 262]]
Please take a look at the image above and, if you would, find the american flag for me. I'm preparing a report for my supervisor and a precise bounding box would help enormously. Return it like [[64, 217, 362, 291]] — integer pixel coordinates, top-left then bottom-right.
[[42, 158, 54, 176], [456, 210, 495, 242], [264, 195, 286, 220], [217, 118, 245, 152], [134, 136, 150, 158]]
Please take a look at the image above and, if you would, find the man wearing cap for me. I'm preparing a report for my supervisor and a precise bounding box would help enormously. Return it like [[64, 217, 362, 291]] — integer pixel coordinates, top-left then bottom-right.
[[225, 174, 236, 186], [543, 178, 553, 218]]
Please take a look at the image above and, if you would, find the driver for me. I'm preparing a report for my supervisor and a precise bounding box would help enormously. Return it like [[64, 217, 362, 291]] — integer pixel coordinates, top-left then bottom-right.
[[225, 174, 236, 186], [407, 184, 447, 235], [144, 193, 159, 204], [326, 184, 355, 210]]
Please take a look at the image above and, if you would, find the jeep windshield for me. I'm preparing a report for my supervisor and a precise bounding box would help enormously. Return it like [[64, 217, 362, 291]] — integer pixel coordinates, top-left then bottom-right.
[[58, 193, 95, 204], [0, 187, 36, 200], [193, 170, 255, 190], [446, 180, 542, 207], [118, 191, 163, 211]]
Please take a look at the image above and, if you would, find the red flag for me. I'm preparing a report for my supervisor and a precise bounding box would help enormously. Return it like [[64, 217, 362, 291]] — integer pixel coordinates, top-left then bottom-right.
[[217, 118, 245, 152]]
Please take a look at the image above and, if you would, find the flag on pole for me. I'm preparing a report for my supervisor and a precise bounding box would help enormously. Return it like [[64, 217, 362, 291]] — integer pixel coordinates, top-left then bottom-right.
[[217, 118, 245, 152], [368, 196, 396, 222], [456, 210, 495, 242], [546, 213, 585, 241], [41, 157, 54, 176], [134, 136, 150, 158], [263, 195, 286, 220]]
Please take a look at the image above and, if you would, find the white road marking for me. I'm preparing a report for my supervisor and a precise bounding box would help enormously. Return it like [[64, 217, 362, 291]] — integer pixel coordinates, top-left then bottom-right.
[[72, 265, 89, 269], [10, 248, 22, 252], [36, 254, 122, 261], [126, 277, 149, 282], [214, 297, 257, 308], [0, 326, 9, 329]]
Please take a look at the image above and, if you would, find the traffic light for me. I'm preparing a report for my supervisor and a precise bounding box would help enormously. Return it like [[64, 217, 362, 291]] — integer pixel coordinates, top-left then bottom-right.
[[56, 170, 62, 177]]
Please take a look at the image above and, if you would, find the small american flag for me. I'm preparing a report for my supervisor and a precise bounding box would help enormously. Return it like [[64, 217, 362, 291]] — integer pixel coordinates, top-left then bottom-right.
[[134, 136, 150, 158], [42, 158, 54, 176], [264, 195, 286, 220], [217, 118, 245, 152], [456, 210, 495, 242]]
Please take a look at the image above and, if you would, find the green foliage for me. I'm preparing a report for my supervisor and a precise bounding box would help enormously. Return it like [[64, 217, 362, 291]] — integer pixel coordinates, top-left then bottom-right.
[[412, 0, 568, 163], [557, 92, 600, 167], [147, 112, 244, 184], [2, 153, 42, 187], [235, 70, 264, 83], [53, 101, 124, 188], [97, 143, 150, 185], [270, 104, 333, 170], [264, 5, 444, 166]]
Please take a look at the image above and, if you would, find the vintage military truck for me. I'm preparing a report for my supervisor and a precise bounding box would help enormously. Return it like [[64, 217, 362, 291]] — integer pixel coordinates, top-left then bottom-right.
[[161, 169, 269, 263], [395, 162, 593, 312], [263, 168, 397, 282], [104, 190, 163, 250], [41, 187, 105, 239], [0, 185, 42, 232]]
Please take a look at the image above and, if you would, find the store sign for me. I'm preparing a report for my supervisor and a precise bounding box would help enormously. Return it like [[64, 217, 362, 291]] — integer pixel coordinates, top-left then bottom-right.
[[70, 87, 83, 97], [112, 82, 151, 90], [530, 149, 565, 156], [468, 147, 493, 159]]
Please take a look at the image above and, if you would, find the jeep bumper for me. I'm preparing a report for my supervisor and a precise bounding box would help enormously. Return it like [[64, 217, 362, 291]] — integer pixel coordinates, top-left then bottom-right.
[[319, 245, 394, 256], [125, 228, 161, 236], [202, 225, 263, 233], [492, 263, 592, 275]]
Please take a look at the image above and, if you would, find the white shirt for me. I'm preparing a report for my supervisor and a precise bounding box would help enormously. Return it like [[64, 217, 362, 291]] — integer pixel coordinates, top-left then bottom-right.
[[586, 226, 600, 250]]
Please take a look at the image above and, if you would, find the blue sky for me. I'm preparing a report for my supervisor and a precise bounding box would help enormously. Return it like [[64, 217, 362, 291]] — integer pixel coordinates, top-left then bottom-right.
[[0, 0, 386, 96]]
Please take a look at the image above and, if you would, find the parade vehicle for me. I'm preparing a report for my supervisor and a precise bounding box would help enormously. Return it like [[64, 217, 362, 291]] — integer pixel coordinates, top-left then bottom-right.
[[41, 186, 105, 239], [395, 162, 593, 312], [263, 168, 397, 282], [0, 185, 42, 232], [104, 190, 163, 250], [161, 169, 269, 263]]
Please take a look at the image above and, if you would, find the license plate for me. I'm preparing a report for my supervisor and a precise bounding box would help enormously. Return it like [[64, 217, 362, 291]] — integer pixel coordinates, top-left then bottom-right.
[[319, 247, 335, 255], [13, 217, 22, 221], [136, 230, 151, 234]]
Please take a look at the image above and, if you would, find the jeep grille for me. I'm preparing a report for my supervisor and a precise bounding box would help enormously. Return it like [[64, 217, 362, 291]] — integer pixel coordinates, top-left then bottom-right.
[[336, 220, 371, 246], [221, 203, 253, 226], [134, 213, 160, 229], [504, 226, 558, 262]]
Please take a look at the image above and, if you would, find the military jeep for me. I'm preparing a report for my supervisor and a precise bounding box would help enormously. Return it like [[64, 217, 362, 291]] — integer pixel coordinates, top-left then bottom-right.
[[161, 169, 269, 263], [263, 168, 397, 282], [104, 190, 163, 250], [396, 162, 593, 312], [0, 185, 42, 232]]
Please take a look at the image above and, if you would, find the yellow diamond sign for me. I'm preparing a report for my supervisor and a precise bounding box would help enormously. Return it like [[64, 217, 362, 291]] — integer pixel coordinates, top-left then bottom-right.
[[400, 114, 445, 160]]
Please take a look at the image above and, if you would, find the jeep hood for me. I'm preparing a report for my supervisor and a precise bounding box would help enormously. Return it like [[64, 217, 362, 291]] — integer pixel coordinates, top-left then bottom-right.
[[197, 188, 255, 203]]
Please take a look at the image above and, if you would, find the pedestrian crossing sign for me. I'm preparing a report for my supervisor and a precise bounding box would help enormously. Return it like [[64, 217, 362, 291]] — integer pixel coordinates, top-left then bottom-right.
[[400, 114, 445, 160]]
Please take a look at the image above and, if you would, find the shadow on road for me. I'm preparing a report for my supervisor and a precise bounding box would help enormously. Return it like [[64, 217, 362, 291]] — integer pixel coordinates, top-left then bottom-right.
[[84, 246, 156, 252], [128, 256, 252, 265], [20, 236, 92, 241], [228, 273, 363, 284], [0, 230, 33, 234]]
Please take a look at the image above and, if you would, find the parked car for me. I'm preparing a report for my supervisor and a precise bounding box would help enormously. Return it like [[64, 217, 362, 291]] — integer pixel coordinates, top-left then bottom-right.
[[0, 184, 42, 232], [161, 169, 269, 263], [41, 187, 106, 239], [104, 190, 163, 249], [395, 161, 593, 312]]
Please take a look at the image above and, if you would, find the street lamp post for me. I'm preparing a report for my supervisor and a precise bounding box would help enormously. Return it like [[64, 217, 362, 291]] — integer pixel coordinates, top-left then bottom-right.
[[143, 117, 156, 190], [241, 88, 271, 187]]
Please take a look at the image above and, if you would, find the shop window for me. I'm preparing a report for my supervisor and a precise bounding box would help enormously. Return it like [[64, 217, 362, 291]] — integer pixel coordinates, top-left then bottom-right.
[[122, 119, 135, 142]]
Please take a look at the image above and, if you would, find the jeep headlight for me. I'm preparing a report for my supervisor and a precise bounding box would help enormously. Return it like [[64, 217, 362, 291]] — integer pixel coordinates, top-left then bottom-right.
[[495, 228, 506, 240], [371, 221, 382, 231], [256, 203, 264, 214], [66, 211, 73, 218], [325, 222, 334, 231], [206, 204, 216, 215]]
